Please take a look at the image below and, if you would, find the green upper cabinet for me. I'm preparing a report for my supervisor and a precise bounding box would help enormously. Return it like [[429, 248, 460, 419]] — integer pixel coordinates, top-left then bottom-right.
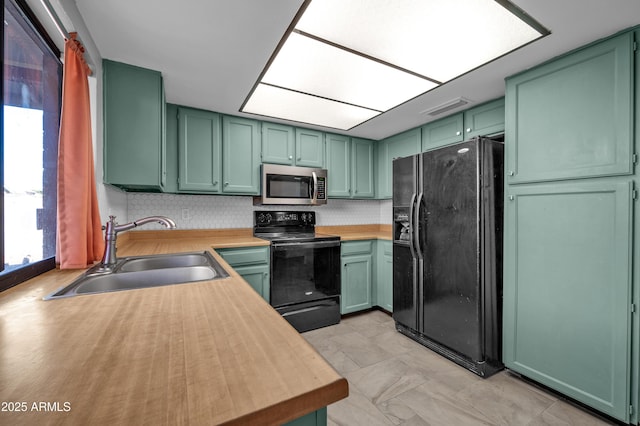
[[177, 107, 222, 193], [326, 133, 351, 197], [421, 113, 463, 152], [463, 98, 505, 139], [377, 128, 421, 198], [163, 103, 179, 193], [263, 125, 324, 168], [351, 138, 375, 198], [506, 32, 634, 184], [222, 116, 261, 194], [326, 135, 375, 198], [103, 59, 166, 191], [295, 128, 325, 168], [261, 122, 295, 165], [503, 180, 633, 422]]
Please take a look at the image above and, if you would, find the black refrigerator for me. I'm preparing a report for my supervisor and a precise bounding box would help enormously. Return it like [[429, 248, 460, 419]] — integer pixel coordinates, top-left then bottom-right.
[[392, 137, 504, 377]]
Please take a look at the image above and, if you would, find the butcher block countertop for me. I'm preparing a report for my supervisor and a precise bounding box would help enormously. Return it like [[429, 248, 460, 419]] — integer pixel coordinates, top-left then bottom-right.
[[0, 226, 388, 426]]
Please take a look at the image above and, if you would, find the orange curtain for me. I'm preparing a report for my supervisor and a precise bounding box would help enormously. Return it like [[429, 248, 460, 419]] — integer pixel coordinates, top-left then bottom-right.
[[56, 33, 104, 269]]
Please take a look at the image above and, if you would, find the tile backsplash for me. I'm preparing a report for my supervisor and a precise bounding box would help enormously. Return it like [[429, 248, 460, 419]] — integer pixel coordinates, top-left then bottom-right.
[[127, 193, 392, 230]]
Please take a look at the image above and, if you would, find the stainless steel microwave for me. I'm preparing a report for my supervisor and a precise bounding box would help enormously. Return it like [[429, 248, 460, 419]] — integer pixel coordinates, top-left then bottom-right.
[[254, 164, 328, 205]]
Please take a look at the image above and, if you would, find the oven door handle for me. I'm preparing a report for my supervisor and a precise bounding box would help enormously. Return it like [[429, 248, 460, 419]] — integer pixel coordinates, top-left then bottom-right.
[[272, 240, 341, 250]]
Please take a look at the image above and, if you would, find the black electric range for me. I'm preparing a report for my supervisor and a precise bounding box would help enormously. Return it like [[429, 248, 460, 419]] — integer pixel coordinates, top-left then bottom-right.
[[254, 211, 341, 332]]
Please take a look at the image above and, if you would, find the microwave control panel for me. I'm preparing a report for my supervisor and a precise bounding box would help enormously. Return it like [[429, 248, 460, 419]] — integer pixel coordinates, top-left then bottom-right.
[[316, 177, 326, 200]]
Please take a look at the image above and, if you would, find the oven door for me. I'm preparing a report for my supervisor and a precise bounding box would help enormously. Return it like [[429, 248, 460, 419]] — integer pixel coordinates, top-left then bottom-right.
[[270, 239, 340, 307]]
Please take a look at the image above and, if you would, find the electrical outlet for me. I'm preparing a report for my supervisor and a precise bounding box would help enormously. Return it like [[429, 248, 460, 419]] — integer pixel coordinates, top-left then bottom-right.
[[182, 208, 190, 221]]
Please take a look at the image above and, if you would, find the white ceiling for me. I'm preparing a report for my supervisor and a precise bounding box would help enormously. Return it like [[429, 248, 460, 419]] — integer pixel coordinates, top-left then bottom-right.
[[72, 0, 640, 140]]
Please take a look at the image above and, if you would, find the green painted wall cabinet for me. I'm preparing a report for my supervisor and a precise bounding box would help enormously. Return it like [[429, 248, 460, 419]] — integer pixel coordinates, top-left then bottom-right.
[[103, 59, 166, 191], [326, 135, 375, 199], [503, 28, 638, 423]]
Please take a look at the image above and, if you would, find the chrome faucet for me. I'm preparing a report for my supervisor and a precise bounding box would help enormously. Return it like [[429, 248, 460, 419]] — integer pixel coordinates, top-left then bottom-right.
[[99, 215, 177, 270]]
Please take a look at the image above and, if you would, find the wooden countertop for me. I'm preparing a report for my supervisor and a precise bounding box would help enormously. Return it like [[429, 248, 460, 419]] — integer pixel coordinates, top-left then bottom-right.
[[0, 228, 353, 425]]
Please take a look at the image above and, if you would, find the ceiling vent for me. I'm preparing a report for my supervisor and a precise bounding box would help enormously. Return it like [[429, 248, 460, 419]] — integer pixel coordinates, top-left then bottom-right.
[[421, 97, 472, 116]]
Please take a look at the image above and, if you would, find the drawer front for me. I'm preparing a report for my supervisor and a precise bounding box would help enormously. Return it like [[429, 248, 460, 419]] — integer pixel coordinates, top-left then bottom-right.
[[341, 240, 373, 256], [217, 246, 269, 266]]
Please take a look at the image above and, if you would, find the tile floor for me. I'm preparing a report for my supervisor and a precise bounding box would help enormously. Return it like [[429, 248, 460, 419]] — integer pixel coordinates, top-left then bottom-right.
[[302, 310, 616, 426]]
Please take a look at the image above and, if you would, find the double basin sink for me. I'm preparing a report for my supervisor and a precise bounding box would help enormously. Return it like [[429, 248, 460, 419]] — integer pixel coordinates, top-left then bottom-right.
[[44, 251, 229, 300]]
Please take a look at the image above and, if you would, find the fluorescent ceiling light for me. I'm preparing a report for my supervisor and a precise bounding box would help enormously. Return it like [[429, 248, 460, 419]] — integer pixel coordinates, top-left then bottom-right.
[[242, 0, 547, 130], [263, 32, 438, 112], [243, 84, 381, 130]]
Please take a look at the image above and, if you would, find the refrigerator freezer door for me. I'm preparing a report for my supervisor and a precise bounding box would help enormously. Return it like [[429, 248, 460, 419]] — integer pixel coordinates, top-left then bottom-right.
[[419, 141, 483, 361], [392, 155, 418, 329]]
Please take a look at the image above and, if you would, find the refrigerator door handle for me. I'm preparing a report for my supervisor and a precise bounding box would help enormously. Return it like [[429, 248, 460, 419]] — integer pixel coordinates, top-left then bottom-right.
[[408, 193, 417, 259], [414, 192, 424, 260]]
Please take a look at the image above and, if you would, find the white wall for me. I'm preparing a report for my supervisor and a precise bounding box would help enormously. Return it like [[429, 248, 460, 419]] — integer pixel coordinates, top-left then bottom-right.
[[127, 193, 392, 230]]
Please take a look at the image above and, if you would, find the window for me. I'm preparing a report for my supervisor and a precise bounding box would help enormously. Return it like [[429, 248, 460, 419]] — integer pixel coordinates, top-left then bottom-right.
[[1, 0, 62, 291]]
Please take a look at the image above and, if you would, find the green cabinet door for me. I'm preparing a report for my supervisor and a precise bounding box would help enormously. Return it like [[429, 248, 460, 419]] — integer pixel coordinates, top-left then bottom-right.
[[216, 246, 270, 302], [222, 116, 261, 194], [351, 138, 375, 198], [503, 180, 633, 422], [421, 113, 464, 152], [103, 59, 165, 191], [463, 98, 505, 139], [295, 128, 325, 168], [233, 264, 270, 303], [378, 128, 421, 198], [376, 240, 393, 312], [341, 241, 373, 314], [262, 122, 294, 165], [163, 103, 179, 193], [506, 32, 634, 184], [177, 107, 222, 193], [326, 133, 351, 198]]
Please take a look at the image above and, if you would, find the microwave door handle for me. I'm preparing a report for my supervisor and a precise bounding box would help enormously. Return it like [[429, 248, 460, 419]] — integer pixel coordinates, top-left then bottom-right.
[[311, 171, 318, 203]]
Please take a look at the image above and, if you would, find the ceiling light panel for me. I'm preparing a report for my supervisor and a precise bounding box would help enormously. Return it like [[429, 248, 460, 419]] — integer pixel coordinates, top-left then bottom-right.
[[243, 83, 381, 130], [296, 0, 546, 82], [262, 32, 438, 112]]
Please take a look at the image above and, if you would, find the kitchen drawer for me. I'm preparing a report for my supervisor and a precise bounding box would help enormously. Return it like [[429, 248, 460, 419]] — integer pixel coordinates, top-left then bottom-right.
[[341, 240, 373, 256], [216, 246, 269, 266]]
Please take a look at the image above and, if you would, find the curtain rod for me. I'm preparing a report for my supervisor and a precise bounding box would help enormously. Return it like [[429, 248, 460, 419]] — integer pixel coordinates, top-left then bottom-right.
[[40, 0, 70, 40]]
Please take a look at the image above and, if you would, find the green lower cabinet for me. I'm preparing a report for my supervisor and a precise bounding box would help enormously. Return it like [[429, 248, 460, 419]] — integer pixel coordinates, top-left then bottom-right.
[[341, 241, 373, 314], [233, 264, 270, 303], [503, 180, 633, 422], [216, 246, 270, 302], [376, 240, 393, 312], [284, 407, 327, 426]]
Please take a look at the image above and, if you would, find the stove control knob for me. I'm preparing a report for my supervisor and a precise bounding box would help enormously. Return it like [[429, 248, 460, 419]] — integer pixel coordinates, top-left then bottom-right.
[[265, 213, 272, 223], [258, 213, 266, 223]]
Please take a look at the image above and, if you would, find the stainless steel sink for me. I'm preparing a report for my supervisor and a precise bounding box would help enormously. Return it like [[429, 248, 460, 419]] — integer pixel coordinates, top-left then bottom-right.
[[44, 251, 229, 300]]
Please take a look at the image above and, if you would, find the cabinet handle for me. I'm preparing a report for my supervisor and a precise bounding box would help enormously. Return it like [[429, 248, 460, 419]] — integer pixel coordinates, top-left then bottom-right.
[[297, 157, 301, 161], [456, 131, 461, 136], [289, 155, 293, 160], [213, 181, 218, 186], [508, 171, 514, 176], [224, 182, 229, 186], [466, 128, 472, 133]]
